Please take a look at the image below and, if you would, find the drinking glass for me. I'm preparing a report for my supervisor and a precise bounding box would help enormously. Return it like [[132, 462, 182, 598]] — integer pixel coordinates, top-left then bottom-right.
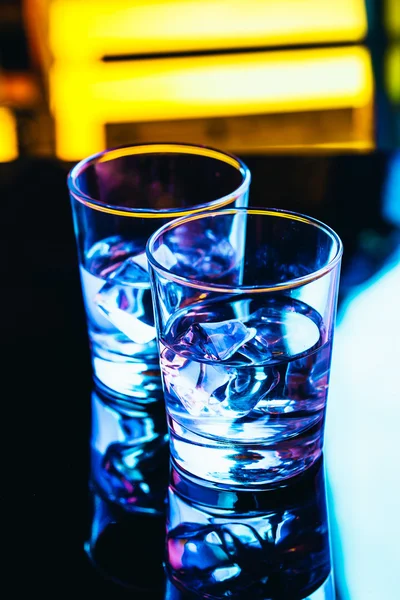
[[146, 207, 342, 487], [67, 144, 250, 399]]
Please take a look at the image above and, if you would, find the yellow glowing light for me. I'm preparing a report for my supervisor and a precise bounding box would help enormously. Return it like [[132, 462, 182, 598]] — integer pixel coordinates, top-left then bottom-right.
[[0, 107, 18, 162], [384, 0, 400, 37], [47, 0, 368, 61], [252, 141, 375, 153], [50, 46, 374, 160], [385, 44, 400, 103]]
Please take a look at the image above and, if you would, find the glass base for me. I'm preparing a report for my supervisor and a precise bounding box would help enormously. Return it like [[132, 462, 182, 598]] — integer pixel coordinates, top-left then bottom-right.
[[165, 571, 335, 600], [92, 350, 162, 400], [168, 415, 323, 488]]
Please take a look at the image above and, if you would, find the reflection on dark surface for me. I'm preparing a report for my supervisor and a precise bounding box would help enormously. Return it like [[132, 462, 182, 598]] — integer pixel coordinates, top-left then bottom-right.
[[86, 385, 169, 591], [90, 385, 169, 515], [86, 450, 335, 599], [166, 458, 334, 600], [86, 382, 335, 597], [86, 487, 166, 592]]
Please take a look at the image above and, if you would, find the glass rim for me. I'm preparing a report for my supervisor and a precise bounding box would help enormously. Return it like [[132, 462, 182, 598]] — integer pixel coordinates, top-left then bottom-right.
[[67, 142, 251, 218], [146, 207, 343, 294]]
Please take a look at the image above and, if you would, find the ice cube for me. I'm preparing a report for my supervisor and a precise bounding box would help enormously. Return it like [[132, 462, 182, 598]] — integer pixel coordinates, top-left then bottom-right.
[[169, 232, 236, 280], [174, 248, 205, 269], [106, 255, 149, 287], [165, 356, 230, 416], [200, 238, 236, 277], [211, 565, 241, 582], [167, 522, 263, 577], [80, 266, 118, 331], [95, 256, 155, 344], [152, 243, 178, 270], [245, 306, 320, 360], [182, 319, 256, 362], [86, 235, 138, 262], [216, 238, 236, 260], [167, 524, 238, 573], [223, 523, 264, 551], [163, 350, 279, 420], [216, 366, 280, 418], [162, 330, 281, 420], [130, 251, 149, 273], [174, 383, 210, 417], [85, 236, 145, 281], [172, 248, 207, 278]]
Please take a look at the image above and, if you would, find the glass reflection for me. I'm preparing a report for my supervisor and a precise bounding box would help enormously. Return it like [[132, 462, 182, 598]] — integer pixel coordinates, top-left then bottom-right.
[[85, 487, 166, 591], [165, 457, 335, 599], [85, 385, 169, 589], [89, 384, 169, 514], [85, 382, 335, 598]]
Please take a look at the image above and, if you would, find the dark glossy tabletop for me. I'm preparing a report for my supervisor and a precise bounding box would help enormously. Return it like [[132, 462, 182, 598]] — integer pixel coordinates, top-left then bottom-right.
[[2, 149, 400, 598]]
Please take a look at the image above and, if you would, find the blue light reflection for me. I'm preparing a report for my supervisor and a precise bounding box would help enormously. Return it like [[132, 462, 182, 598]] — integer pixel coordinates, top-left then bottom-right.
[[325, 151, 400, 600]]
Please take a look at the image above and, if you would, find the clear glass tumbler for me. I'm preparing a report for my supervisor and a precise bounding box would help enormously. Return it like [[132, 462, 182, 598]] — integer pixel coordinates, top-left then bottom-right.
[[67, 144, 250, 400], [146, 207, 343, 487]]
